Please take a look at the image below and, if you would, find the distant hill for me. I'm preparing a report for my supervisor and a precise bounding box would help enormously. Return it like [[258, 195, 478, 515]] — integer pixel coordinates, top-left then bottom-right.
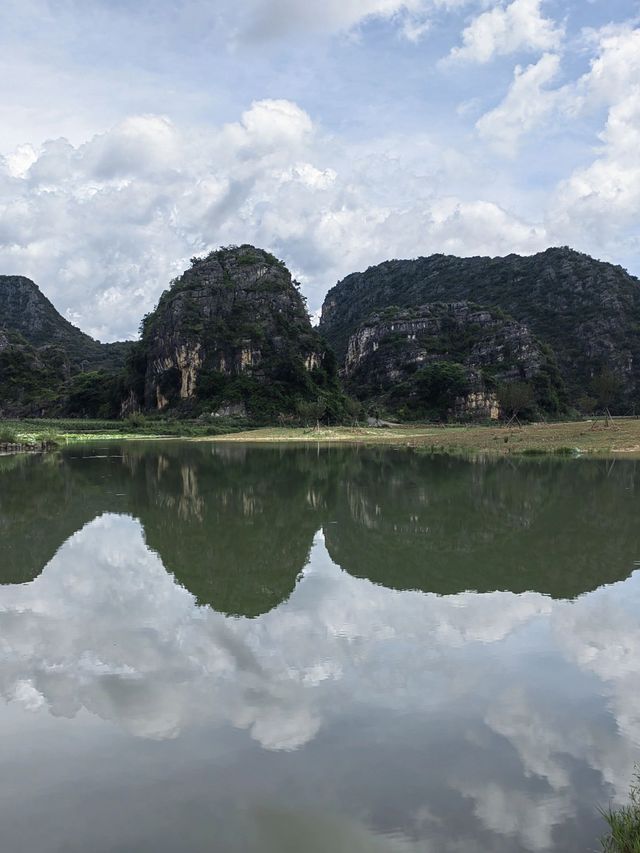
[[320, 247, 640, 411], [0, 275, 133, 416], [0, 275, 132, 373]]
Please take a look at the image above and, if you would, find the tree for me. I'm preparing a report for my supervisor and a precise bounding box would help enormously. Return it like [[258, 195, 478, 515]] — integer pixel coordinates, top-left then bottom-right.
[[65, 370, 123, 418], [590, 369, 621, 412], [296, 398, 326, 428], [497, 381, 535, 423], [577, 395, 597, 416], [344, 396, 364, 425]]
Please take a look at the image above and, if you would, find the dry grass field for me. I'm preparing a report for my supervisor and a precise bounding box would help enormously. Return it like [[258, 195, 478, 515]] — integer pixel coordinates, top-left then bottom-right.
[[205, 418, 640, 457]]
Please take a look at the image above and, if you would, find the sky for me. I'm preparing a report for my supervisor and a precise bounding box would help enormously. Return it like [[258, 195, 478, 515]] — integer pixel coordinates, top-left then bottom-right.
[[0, 0, 639, 341]]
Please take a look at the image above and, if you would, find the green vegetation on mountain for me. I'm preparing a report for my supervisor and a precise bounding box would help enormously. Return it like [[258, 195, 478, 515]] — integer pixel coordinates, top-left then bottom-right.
[[0, 275, 132, 371], [0, 249, 348, 422], [128, 244, 348, 422], [2, 246, 640, 423], [320, 247, 640, 413], [343, 301, 567, 420], [0, 275, 132, 416], [0, 329, 68, 414]]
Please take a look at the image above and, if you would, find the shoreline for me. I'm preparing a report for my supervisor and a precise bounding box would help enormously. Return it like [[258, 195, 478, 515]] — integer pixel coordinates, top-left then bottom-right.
[[4, 418, 640, 458], [201, 420, 640, 457]]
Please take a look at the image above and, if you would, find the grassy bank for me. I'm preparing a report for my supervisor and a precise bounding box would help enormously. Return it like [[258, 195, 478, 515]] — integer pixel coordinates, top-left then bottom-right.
[[204, 418, 640, 457], [0, 415, 249, 451], [601, 773, 640, 852], [4, 416, 640, 457]]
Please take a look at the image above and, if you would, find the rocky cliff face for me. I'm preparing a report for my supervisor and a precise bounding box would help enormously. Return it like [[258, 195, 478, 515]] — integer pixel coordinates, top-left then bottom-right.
[[137, 245, 340, 419], [320, 247, 640, 409], [343, 302, 564, 419]]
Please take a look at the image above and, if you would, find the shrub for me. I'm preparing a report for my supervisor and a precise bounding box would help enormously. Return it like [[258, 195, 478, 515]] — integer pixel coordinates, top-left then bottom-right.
[[125, 412, 147, 430], [0, 426, 19, 444], [601, 771, 640, 852]]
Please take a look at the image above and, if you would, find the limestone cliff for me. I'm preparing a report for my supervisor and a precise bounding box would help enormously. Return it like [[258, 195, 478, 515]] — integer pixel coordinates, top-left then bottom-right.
[[137, 245, 341, 419], [343, 302, 565, 419], [320, 247, 640, 409]]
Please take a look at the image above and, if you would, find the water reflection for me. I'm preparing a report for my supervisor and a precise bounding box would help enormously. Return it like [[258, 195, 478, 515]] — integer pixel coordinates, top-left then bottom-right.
[[1, 444, 638, 604], [0, 444, 639, 852]]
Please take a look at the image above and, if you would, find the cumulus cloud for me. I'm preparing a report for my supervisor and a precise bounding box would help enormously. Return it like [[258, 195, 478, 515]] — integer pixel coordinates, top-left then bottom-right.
[[1, 9, 639, 341], [447, 0, 564, 64], [0, 98, 554, 341], [476, 52, 562, 154], [549, 90, 640, 248], [465, 20, 640, 261], [545, 25, 640, 254]]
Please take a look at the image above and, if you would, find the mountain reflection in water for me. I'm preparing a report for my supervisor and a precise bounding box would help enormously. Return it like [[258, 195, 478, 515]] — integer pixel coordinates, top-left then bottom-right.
[[0, 443, 639, 853], [1, 443, 638, 604]]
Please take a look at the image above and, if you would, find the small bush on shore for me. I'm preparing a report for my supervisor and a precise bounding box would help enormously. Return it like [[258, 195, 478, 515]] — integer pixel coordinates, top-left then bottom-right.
[[0, 427, 19, 444], [601, 772, 640, 852]]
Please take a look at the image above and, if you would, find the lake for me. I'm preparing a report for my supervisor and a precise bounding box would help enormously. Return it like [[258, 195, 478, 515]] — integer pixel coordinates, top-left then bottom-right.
[[1, 441, 639, 852]]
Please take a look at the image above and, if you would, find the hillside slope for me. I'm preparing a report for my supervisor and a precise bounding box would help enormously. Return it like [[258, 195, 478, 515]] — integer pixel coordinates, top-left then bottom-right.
[[343, 302, 565, 419], [132, 245, 344, 420], [320, 248, 640, 408], [0, 275, 131, 372]]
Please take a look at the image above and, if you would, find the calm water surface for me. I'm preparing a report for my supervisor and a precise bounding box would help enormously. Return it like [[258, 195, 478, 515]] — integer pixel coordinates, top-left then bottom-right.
[[1, 442, 639, 852]]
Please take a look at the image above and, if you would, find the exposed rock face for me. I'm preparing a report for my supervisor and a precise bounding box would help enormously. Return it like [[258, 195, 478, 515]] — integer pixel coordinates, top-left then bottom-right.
[[138, 245, 337, 417], [343, 302, 564, 419], [320, 247, 640, 408]]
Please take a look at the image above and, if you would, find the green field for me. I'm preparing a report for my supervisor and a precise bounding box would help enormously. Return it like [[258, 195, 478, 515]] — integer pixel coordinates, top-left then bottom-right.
[[0, 415, 249, 447]]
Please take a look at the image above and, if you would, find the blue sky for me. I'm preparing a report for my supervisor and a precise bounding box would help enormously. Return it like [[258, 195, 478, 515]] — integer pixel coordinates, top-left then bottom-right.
[[0, 0, 639, 339]]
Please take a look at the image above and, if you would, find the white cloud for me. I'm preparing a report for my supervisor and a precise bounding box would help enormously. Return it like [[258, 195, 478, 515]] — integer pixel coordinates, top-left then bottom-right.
[[550, 89, 640, 246], [464, 20, 640, 262], [1, 14, 640, 341], [4, 144, 37, 179], [476, 52, 562, 154], [0, 99, 554, 341], [545, 25, 640, 254], [447, 0, 564, 64], [80, 115, 181, 180], [574, 24, 640, 110]]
